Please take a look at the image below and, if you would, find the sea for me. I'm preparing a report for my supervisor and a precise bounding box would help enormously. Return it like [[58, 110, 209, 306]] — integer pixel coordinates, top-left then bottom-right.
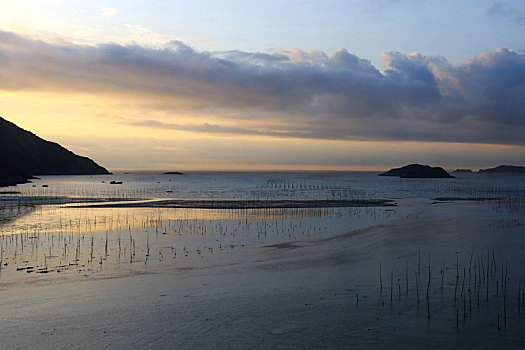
[[0, 170, 524, 349]]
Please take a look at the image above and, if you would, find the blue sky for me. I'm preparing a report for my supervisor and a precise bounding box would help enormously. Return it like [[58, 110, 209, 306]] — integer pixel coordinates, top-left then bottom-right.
[[3, 0, 524, 66], [0, 1, 524, 170], [11, 2, 525, 55]]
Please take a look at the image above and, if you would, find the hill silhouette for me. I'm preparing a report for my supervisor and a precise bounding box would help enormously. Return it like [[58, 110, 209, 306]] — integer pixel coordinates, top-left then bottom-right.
[[379, 164, 454, 178], [479, 165, 525, 174], [453, 169, 473, 174], [0, 117, 109, 186]]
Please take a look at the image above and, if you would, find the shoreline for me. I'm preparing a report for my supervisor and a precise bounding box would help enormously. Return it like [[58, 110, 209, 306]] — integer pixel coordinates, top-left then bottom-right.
[[68, 198, 397, 209]]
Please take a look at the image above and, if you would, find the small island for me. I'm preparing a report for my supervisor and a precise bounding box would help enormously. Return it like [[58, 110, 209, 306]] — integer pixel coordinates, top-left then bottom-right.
[[379, 164, 454, 178], [163, 171, 184, 175], [479, 165, 525, 174]]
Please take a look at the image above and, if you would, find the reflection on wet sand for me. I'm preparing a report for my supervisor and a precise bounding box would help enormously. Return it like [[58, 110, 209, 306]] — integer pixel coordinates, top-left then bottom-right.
[[0, 197, 398, 287]]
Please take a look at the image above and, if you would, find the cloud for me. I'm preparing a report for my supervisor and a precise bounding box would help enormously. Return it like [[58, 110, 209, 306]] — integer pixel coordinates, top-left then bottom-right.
[[101, 7, 119, 17], [124, 24, 174, 47], [488, 1, 525, 24], [0, 30, 524, 145]]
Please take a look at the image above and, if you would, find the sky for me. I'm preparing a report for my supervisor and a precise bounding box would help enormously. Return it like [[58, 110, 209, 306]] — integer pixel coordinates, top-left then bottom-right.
[[0, 0, 524, 171]]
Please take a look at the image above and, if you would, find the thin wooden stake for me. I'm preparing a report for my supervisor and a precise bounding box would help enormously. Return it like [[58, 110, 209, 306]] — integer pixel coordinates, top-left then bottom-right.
[[415, 272, 420, 305], [390, 270, 393, 305], [379, 262, 383, 293]]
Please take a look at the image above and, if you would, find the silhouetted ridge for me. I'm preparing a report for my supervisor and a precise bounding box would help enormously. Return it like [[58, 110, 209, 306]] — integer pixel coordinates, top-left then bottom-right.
[[0, 116, 109, 186], [379, 164, 454, 178], [479, 165, 525, 174]]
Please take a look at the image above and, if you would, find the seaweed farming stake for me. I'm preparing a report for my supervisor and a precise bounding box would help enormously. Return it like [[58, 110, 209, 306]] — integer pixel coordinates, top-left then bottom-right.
[[462, 268, 466, 321], [90, 236, 94, 261], [398, 278, 401, 303], [504, 263, 508, 326], [486, 250, 490, 304], [415, 272, 420, 305], [379, 262, 383, 293], [518, 275, 521, 314], [426, 254, 431, 320], [406, 260, 409, 296], [441, 260, 445, 292], [522, 276, 525, 314], [456, 251, 459, 278], [418, 248, 421, 276], [390, 270, 393, 305], [454, 268, 459, 304]]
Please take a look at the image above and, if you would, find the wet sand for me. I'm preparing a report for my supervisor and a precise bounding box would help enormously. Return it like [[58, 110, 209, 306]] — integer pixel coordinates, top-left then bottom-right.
[[0, 200, 524, 349]]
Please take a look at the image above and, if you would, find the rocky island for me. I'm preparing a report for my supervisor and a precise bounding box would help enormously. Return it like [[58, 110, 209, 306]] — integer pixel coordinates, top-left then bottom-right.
[[379, 164, 454, 178], [0, 117, 109, 187]]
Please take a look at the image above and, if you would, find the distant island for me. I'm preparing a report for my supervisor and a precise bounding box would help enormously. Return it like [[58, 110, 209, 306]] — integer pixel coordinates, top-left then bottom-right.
[[163, 171, 184, 175], [0, 117, 109, 187], [479, 165, 525, 174], [379, 164, 454, 178], [453, 169, 473, 174]]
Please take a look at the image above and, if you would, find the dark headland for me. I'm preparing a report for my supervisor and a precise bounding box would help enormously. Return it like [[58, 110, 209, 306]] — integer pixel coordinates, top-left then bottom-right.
[[0, 116, 109, 187], [479, 165, 525, 174], [163, 171, 184, 175], [379, 164, 454, 178]]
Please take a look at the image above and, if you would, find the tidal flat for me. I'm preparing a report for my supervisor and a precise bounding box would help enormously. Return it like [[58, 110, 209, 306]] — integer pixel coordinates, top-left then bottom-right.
[[0, 171, 524, 349]]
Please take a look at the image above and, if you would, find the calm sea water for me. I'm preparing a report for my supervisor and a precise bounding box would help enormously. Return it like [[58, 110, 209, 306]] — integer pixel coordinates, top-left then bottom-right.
[[9, 170, 525, 201], [1, 171, 525, 348]]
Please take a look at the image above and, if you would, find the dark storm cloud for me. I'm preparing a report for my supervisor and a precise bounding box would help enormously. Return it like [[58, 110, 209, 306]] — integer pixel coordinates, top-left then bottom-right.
[[0, 30, 524, 144]]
